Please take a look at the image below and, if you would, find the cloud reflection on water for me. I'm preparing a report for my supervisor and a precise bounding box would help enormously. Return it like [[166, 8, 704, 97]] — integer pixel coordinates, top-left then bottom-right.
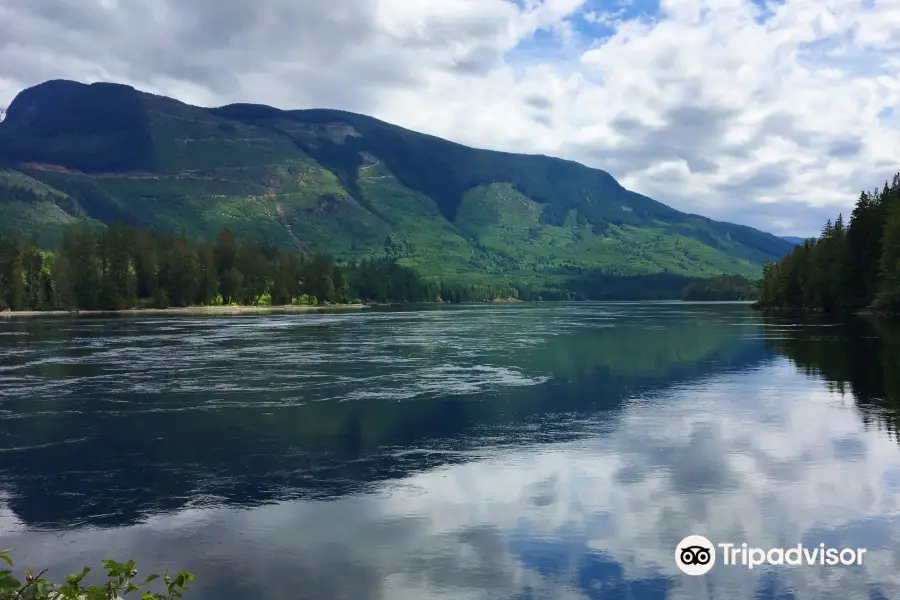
[[3, 356, 900, 599]]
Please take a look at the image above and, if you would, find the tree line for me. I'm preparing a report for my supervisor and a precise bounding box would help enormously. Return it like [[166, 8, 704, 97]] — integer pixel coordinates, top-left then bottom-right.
[[682, 274, 758, 301], [757, 172, 900, 312], [0, 223, 524, 311]]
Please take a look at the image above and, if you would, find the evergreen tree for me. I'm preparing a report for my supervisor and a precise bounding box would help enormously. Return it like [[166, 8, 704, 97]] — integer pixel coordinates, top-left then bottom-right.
[[270, 252, 301, 305], [0, 232, 26, 310], [61, 225, 102, 310], [99, 223, 136, 310], [758, 172, 900, 312], [0, 222, 543, 311], [214, 228, 238, 302], [159, 233, 199, 307], [133, 229, 160, 303], [235, 239, 270, 304], [195, 241, 218, 305], [877, 197, 900, 309], [50, 253, 76, 310]]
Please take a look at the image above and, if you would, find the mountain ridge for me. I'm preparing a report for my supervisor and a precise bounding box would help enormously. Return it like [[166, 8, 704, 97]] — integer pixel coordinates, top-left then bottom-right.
[[0, 79, 793, 289], [780, 236, 806, 245]]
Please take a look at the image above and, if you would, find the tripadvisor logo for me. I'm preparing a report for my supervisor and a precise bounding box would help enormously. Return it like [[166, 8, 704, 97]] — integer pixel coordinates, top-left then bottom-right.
[[675, 535, 867, 576], [676, 535, 716, 575]]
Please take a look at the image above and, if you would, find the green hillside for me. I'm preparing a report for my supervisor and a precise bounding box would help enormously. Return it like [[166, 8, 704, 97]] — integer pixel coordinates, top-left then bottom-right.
[[0, 79, 793, 291]]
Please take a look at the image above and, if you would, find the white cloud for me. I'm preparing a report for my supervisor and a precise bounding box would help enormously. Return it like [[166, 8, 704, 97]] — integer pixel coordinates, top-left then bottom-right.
[[1, 0, 899, 235]]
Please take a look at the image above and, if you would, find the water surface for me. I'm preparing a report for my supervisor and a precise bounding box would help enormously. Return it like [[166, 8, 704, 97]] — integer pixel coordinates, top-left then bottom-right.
[[1, 302, 899, 599]]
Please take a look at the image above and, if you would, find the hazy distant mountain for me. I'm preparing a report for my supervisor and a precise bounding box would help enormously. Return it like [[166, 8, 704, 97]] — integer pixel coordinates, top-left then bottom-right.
[[780, 236, 806, 245]]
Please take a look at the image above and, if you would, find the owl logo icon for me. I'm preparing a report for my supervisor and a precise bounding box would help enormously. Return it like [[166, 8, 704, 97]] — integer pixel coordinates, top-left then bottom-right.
[[675, 535, 716, 575]]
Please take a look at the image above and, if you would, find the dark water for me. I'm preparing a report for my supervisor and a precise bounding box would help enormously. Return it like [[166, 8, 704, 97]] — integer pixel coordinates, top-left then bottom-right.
[[1, 302, 900, 599]]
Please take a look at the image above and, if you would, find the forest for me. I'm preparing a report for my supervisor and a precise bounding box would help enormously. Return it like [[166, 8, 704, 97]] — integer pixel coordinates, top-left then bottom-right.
[[0, 218, 772, 312], [0, 223, 527, 311], [682, 274, 759, 301], [756, 172, 900, 312]]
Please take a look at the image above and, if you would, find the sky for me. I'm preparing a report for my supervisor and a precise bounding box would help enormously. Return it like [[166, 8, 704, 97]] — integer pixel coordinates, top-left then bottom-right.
[[2, 0, 900, 237]]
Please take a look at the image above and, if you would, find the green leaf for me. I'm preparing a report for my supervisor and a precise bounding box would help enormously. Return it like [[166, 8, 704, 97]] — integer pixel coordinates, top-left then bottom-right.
[[33, 580, 51, 597], [102, 559, 130, 576], [85, 587, 108, 600], [143, 574, 160, 583], [64, 565, 91, 586], [0, 573, 20, 590], [175, 572, 194, 584], [0, 553, 12, 567]]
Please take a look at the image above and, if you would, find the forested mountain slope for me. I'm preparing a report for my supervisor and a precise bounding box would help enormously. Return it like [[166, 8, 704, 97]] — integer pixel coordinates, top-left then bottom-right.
[[0, 79, 793, 288]]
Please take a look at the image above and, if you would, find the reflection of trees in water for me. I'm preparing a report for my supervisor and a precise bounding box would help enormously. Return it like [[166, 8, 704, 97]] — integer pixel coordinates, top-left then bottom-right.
[[0, 311, 771, 529], [764, 315, 900, 442]]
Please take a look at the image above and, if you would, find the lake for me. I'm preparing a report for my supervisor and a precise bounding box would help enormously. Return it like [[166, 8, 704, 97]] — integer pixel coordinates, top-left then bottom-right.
[[1, 302, 899, 599]]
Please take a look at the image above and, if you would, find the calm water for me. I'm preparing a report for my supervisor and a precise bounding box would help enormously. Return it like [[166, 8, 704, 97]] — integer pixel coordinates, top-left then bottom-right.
[[1, 302, 900, 599]]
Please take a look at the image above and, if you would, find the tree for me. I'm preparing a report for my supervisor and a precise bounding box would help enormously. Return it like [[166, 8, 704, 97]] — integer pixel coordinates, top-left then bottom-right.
[[195, 241, 218, 305], [0, 221, 516, 312], [757, 172, 900, 312], [0, 232, 26, 310], [236, 239, 269, 304], [219, 268, 243, 305], [22, 245, 51, 310], [133, 228, 160, 303], [877, 197, 900, 308], [270, 252, 301, 305], [50, 253, 76, 310], [61, 225, 102, 310], [98, 223, 136, 310], [308, 253, 336, 302], [213, 227, 237, 300], [159, 233, 198, 307]]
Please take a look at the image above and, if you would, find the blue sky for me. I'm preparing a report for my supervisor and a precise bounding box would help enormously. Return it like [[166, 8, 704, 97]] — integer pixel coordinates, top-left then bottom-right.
[[1, 0, 899, 236]]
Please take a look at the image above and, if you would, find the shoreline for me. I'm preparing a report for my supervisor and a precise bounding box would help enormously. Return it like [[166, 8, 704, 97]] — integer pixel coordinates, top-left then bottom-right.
[[0, 299, 771, 319], [748, 303, 825, 314], [750, 303, 900, 318], [0, 303, 369, 318], [855, 307, 900, 317]]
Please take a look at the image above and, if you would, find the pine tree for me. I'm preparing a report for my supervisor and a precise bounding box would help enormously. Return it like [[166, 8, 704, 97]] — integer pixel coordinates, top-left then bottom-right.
[[877, 199, 900, 308], [236, 239, 269, 304], [160, 233, 199, 307], [0, 232, 26, 310], [195, 241, 218, 305], [214, 228, 238, 302]]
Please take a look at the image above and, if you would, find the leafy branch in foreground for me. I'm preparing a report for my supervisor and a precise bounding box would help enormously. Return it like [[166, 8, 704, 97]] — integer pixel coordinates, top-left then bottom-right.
[[0, 551, 193, 600]]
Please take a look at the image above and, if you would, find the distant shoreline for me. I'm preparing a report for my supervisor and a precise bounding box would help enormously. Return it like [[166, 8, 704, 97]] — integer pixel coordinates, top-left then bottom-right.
[[0, 299, 760, 319], [749, 302, 900, 318], [0, 303, 369, 319]]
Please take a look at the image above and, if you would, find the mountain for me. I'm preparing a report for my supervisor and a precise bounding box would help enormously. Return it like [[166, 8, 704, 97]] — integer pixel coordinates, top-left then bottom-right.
[[0, 79, 793, 289], [780, 236, 806, 245]]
